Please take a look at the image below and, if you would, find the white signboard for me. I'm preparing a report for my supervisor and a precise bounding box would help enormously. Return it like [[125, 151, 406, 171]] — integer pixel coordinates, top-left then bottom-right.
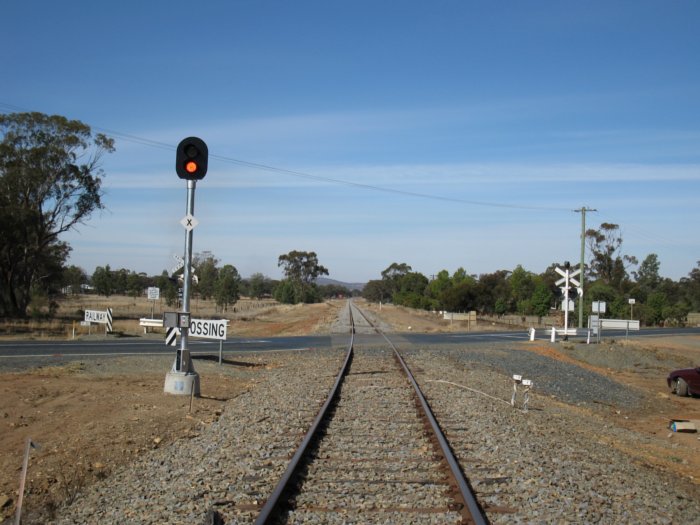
[[147, 287, 160, 300], [592, 301, 607, 314], [601, 319, 640, 330], [188, 318, 227, 340], [85, 309, 108, 323], [561, 299, 575, 312]]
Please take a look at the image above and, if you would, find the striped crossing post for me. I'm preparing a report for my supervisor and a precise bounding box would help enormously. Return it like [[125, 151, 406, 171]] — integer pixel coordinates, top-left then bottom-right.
[[106, 308, 113, 333], [165, 327, 178, 347]]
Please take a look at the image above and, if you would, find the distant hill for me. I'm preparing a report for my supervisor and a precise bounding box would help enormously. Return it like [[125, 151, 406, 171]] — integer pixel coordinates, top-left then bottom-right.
[[316, 277, 366, 292]]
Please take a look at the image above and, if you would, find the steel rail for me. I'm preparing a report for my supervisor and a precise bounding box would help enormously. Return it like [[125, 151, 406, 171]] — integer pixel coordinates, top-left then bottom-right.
[[253, 303, 355, 525], [350, 302, 488, 525]]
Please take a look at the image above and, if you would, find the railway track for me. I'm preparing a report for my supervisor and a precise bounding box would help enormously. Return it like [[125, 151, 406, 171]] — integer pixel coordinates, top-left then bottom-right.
[[251, 300, 487, 525]]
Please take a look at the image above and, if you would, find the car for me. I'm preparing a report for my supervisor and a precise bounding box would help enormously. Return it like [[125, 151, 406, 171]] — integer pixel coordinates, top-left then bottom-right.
[[667, 367, 700, 397]]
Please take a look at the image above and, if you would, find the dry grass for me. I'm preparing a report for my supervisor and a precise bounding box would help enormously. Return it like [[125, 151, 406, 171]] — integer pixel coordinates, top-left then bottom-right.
[[0, 295, 279, 339]]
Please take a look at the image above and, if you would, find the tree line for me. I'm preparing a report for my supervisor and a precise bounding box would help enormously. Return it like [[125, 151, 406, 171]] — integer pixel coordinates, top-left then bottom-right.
[[362, 224, 700, 327], [58, 250, 352, 313]]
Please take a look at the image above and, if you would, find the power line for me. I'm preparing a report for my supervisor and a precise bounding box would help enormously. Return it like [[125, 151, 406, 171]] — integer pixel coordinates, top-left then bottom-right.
[[0, 101, 569, 211]]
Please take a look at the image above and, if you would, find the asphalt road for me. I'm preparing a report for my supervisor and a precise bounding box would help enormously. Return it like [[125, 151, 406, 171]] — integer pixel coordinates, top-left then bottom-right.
[[1, 327, 698, 372]]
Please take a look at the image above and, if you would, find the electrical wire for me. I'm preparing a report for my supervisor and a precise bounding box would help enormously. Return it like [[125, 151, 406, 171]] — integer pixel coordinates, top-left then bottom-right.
[[0, 101, 569, 212]]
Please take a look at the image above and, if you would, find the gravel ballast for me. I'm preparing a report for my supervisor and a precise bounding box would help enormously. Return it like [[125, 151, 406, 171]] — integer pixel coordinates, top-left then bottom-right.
[[47, 340, 700, 524]]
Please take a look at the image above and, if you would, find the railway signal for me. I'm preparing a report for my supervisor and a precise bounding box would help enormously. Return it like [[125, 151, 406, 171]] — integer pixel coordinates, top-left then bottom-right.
[[176, 136, 208, 180], [166, 136, 209, 397]]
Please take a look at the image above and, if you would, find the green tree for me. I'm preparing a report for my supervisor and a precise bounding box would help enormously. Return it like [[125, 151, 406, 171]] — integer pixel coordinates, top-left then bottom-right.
[[380, 262, 412, 297], [247, 272, 273, 299], [441, 278, 477, 312], [426, 270, 452, 309], [276, 250, 329, 304], [91, 265, 115, 297], [392, 271, 430, 309], [214, 264, 241, 311], [193, 252, 219, 300], [645, 291, 668, 326], [630, 253, 661, 302], [475, 270, 511, 314], [680, 261, 700, 311], [530, 281, 554, 317], [509, 265, 536, 314], [273, 279, 297, 304], [586, 223, 637, 291], [0, 112, 114, 316], [362, 279, 392, 303], [126, 272, 146, 298], [61, 265, 88, 294], [112, 268, 129, 295], [319, 283, 352, 299], [156, 271, 179, 307]]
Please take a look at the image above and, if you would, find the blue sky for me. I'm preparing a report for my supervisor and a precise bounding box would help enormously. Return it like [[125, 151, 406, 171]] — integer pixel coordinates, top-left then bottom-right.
[[2, 1, 699, 282]]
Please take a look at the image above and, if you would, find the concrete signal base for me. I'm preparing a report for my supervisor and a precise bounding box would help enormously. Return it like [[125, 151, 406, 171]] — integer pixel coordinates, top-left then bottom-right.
[[164, 370, 201, 397]]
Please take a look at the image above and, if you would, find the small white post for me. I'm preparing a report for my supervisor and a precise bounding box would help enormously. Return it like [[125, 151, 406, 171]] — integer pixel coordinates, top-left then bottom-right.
[[511, 375, 522, 407], [550, 327, 556, 342], [522, 380, 533, 412], [529, 327, 536, 341]]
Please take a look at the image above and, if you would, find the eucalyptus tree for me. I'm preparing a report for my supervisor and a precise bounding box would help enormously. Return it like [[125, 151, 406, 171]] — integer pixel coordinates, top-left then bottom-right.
[[0, 112, 114, 316], [276, 250, 329, 304]]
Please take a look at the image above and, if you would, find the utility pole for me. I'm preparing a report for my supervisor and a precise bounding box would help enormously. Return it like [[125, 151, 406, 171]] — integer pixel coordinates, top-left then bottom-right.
[[573, 207, 596, 328]]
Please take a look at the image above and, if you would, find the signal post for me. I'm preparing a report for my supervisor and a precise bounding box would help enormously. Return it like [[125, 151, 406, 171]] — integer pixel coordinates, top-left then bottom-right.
[[164, 137, 208, 396]]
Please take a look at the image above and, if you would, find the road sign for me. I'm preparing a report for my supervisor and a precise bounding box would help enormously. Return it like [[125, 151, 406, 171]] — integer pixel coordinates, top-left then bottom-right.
[[84, 308, 113, 332], [592, 301, 607, 314], [188, 318, 228, 340], [85, 309, 107, 323], [555, 267, 580, 279], [170, 255, 185, 277], [147, 287, 160, 300], [180, 214, 199, 232]]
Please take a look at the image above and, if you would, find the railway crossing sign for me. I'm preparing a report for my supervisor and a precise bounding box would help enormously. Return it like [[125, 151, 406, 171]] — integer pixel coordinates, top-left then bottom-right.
[[554, 263, 580, 340], [170, 255, 184, 277], [555, 267, 581, 288], [84, 308, 113, 333], [162, 316, 228, 342]]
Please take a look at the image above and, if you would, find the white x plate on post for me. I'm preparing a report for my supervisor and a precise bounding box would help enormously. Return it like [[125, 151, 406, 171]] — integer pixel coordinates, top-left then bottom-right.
[[180, 214, 199, 231]]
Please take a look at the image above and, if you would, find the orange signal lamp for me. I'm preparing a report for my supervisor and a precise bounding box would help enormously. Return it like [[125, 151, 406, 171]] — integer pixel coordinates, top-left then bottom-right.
[[185, 161, 198, 174]]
